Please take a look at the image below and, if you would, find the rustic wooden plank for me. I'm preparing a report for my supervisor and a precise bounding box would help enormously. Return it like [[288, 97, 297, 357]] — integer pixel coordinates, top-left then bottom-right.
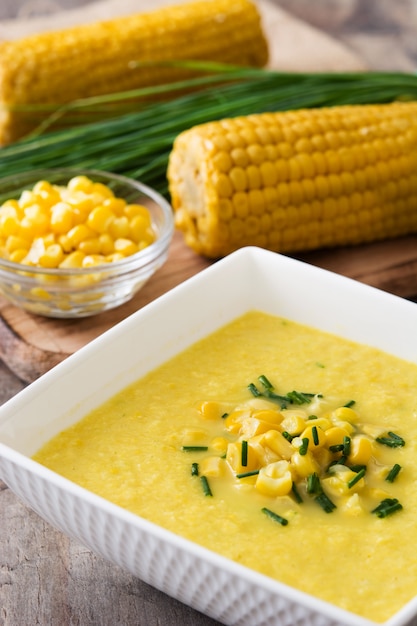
[[296, 235, 417, 297], [0, 479, 218, 626]]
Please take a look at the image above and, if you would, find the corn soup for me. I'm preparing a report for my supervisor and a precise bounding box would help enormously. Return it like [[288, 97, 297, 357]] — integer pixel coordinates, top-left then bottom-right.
[[33, 310, 417, 622]]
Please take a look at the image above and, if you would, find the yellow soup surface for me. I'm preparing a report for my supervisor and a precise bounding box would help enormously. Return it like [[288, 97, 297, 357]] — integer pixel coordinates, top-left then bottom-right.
[[33, 311, 417, 622]]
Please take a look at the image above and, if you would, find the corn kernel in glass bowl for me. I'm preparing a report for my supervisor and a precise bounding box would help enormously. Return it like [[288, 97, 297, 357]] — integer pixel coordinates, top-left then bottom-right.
[[0, 169, 174, 318]]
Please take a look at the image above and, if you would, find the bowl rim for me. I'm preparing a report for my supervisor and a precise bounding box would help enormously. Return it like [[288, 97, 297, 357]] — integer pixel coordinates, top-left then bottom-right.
[[1, 246, 417, 626], [0, 168, 174, 276]]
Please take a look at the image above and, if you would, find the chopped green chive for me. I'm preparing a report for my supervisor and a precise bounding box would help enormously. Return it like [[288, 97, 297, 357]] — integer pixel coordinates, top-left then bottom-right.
[[344, 400, 356, 408], [286, 390, 312, 405], [307, 472, 321, 495], [328, 455, 348, 469], [282, 431, 293, 442], [200, 475, 213, 497], [308, 415, 318, 420], [291, 482, 303, 503], [248, 382, 261, 397], [349, 464, 367, 473], [262, 388, 291, 408], [306, 473, 335, 512], [247, 378, 321, 410], [181, 445, 209, 452], [236, 469, 260, 479], [348, 468, 366, 488], [312, 426, 319, 445], [299, 437, 309, 456], [376, 432, 405, 448], [386, 463, 402, 483], [315, 493, 337, 513], [241, 440, 248, 466], [376, 438, 402, 448], [191, 462, 199, 476], [221, 412, 229, 419], [372, 498, 403, 518], [262, 507, 288, 526], [329, 443, 344, 453], [343, 436, 351, 457], [258, 374, 273, 389], [388, 431, 405, 443]]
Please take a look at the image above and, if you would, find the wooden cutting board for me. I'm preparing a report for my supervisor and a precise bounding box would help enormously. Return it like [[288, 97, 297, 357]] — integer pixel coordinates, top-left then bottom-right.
[[0, 0, 415, 384]]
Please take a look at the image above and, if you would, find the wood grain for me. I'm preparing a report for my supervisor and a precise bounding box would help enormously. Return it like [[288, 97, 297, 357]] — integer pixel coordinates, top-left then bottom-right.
[[297, 235, 417, 297], [0, 477, 219, 626]]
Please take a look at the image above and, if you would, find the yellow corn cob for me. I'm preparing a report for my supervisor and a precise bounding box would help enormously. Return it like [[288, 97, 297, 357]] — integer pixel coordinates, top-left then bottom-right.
[[168, 100, 417, 258], [0, 0, 268, 145]]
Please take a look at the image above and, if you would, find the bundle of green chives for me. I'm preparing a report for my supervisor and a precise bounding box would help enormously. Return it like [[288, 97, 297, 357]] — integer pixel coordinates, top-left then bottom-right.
[[1, 64, 417, 196]]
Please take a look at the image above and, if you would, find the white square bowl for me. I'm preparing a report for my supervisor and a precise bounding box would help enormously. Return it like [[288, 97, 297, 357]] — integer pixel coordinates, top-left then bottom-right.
[[1, 246, 417, 626]]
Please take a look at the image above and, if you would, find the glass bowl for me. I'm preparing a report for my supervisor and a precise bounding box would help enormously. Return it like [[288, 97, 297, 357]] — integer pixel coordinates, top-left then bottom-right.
[[0, 169, 174, 318]]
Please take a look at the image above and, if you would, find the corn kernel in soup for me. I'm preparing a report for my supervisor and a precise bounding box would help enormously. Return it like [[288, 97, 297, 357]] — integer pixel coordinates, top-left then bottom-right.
[[33, 311, 417, 623]]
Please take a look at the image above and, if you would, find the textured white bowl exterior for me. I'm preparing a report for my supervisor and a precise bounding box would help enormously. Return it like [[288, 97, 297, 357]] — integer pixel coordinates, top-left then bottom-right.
[[1, 247, 417, 626]]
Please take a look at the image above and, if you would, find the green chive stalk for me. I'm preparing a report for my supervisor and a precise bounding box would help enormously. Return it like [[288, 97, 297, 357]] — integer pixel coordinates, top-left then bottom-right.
[[1, 64, 417, 195]]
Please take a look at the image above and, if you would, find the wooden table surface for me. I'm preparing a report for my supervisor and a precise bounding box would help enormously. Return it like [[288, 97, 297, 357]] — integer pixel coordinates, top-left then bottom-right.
[[1, 1, 417, 625]]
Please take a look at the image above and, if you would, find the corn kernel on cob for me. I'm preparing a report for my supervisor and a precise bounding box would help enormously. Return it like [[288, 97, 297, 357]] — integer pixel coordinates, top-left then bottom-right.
[[168, 100, 417, 258], [0, 0, 268, 145]]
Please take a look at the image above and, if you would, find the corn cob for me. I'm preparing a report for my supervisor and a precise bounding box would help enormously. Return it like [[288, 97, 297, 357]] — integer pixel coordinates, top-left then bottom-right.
[[167, 101, 417, 258], [0, 0, 268, 146]]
